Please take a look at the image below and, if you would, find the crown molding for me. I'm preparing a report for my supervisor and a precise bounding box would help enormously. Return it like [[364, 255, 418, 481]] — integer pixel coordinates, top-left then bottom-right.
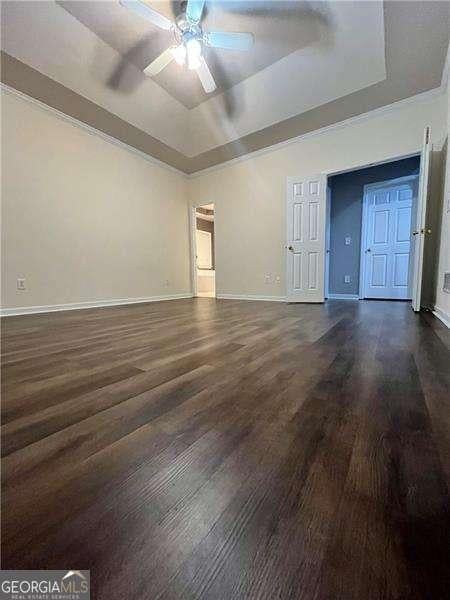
[[0, 83, 187, 177], [2, 80, 447, 180], [188, 86, 446, 178]]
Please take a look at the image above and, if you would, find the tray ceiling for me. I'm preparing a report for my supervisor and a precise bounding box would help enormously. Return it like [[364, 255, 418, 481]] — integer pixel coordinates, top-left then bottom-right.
[[1, 1, 449, 173], [58, 0, 333, 110]]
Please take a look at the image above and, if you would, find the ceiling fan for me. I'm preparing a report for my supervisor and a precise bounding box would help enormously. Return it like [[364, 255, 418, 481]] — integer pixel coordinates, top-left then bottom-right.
[[119, 0, 254, 94]]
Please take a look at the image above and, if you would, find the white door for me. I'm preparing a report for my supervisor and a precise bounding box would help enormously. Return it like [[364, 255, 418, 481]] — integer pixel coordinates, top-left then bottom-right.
[[196, 230, 212, 269], [325, 185, 331, 298], [286, 175, 326, 302], [411, 127, 432, 311], [362, 179, 416, 299]]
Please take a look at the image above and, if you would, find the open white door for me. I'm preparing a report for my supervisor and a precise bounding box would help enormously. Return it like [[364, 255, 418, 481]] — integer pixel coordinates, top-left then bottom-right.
[[411, 127, 432, 312], [325, 185, 331, 299], [286, 174, 327, 302]]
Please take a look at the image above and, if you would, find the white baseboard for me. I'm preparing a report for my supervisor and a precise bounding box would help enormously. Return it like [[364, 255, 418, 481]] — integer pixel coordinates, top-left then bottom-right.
[[0, 293, 194, 317], [432, 306, 450, 328], [216, 294, 286, 302], [326, 293, 360, 300]]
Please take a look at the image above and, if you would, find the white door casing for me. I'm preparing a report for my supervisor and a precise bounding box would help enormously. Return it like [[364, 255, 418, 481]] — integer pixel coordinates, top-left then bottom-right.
[[286, 175, 327, 302], [361, 177, 417, 300], [411, 127, 432, 312]]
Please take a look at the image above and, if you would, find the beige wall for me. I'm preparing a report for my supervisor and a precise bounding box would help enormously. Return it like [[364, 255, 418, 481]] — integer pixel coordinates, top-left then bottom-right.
[[434, 77, 450, 320], [1, 90, 191, 310], [2, 85, 448, 314], [188, 92, 448, 300]]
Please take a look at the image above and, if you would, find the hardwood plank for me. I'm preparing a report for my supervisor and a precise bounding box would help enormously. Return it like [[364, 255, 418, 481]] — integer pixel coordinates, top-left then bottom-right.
[[1, 298, 449, 600]]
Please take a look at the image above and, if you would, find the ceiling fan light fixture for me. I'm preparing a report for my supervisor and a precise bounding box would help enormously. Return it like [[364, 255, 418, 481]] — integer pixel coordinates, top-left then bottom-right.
[[120, 0, 254, 96], [186, 37, 202, 70], [171, 44, 187, 66]]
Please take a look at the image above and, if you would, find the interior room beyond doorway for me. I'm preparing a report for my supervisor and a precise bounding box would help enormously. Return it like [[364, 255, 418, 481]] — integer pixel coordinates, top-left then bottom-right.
[[195, 203, 215, 298], [326, 156, 421, 301]]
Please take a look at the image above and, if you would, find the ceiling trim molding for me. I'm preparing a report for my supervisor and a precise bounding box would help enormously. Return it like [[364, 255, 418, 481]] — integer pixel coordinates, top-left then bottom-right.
[[3, 80, 446, 181], [4, 80, 443, 181], [187, 85, 446, 179], [0, 83, 187, 177]]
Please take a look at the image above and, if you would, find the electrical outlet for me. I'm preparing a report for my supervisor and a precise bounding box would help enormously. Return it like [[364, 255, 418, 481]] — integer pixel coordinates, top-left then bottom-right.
[[17, 278, 26, 291], [344, 275, 351, 284], [164, 279, 170, 287], [345, 236, 351, 245], [264, 275, 271, 284]]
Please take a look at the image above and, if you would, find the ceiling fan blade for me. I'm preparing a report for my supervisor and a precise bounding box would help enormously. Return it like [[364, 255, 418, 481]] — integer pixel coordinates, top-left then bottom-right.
[[204, 31, 254, 51], [186, 0, 206, 24], [144, 46, 175, 76], [196, 56, 216, 94], [119, 0, 173, 30]]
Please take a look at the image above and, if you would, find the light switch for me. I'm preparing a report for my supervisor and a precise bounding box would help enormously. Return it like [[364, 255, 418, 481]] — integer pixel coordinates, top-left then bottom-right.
[[345, 236, 351, 245], [344, 275, 351, 284]]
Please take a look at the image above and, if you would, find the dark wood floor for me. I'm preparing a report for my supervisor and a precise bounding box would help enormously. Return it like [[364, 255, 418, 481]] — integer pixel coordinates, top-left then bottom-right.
[[1, 298, 450, 599]]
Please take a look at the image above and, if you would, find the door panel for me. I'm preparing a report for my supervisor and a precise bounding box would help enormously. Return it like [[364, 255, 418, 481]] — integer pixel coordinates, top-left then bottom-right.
[[293, 253, 302, 289], [371, 254, 387, 287], [373, 210, 389, 244], [395, 207, 412, 242], [309, 202, 319, 240], [308, 252, 318, 289], [374, 190, 390, 205], [363, 179, 416, 300], [393, 253, 409, 287], [398, 187, 413, 201], [286, 175, 326, 302], [293, 203, 303, 241]]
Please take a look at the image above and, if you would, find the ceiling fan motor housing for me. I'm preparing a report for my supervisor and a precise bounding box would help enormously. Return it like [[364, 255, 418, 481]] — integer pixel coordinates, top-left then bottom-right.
[[119, 0, 253, 94], [175, 12, 202, 42]]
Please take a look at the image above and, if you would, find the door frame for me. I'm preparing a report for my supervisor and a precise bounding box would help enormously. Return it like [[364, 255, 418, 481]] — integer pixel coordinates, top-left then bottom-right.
[[358, 174, 419, 300], [189, 202, 215, 297], [324, 184, 331, 298], [306, 148, 422, 299]]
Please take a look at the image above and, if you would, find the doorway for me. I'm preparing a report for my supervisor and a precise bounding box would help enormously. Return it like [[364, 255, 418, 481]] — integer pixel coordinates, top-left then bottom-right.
[[324, 156, 421, 301], [286, 134, 432, 311], [194, 203, 215, 297]]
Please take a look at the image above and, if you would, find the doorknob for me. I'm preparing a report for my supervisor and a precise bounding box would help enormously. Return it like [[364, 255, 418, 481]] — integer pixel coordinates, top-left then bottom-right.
[[288, 246, 294, 252], [412, 230, 419, 235], [365, 248, 371, 253]]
